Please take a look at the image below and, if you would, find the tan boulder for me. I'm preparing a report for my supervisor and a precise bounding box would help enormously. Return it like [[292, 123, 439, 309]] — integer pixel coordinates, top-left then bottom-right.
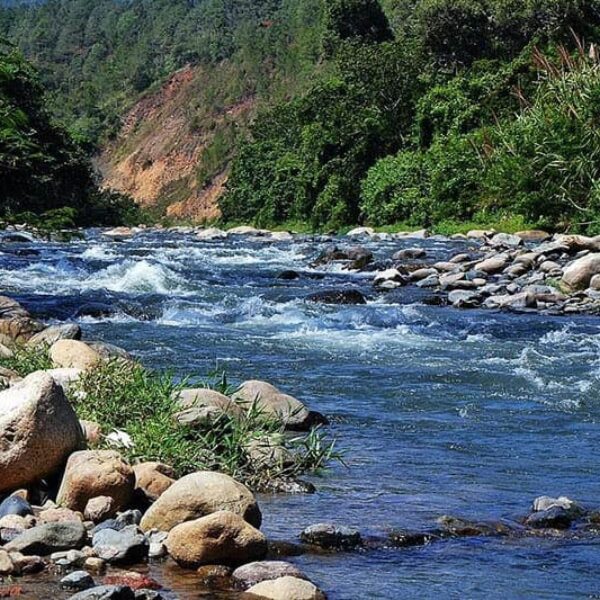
[[562, 254, 600, 291], [233, 381, 319, 431], [173, 388, 244, 426], [133, 462, 176, 502], [49, 340, 102, 370], [166, 510, 267, 567], [515, 230, 551, 243], [80, 420, 103, 446], [32, 368, 83, 394], [38, 507, 83, 524], [56, 450, 135, 513], [474, 255, 509, 274], [0, 342, 13, 359], [0, 372, 84, 494], [84, 496, 116, 522], [140, 471, 261, 532], [0, 296, 43, 343], [246, 576, 326, 600]]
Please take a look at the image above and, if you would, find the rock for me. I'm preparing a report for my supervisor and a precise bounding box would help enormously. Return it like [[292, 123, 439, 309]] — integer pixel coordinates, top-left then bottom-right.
[[0, 342, 13, 359], [103, 227, 136, 240], [84, 557, 106, 573], [0, 372, 84, 493], [87, 342, 132, 362], [277, 270, 300, 280], [392, 248, 426, 260], [489, 233, 523, 248], [31, 368, 84, 395], [67, 585, 136, 600], [51, 549, 86, 567], [38, 507, 83, 524], [173, 388, 244, 426], [590, 274, 600, 290], [555, 234, 600, 253], [50, 340, 103, 370], [133, 462, 176, 503], [395, 229, 428, 239], [373, 269, 405, 286], [305, 290, 367, 305], [270, 231, 294, 241], [102, 572, 161, 591], [0, 495, 33, 519], [0, 296, 43, 342], [483, 292, 537, 310], [345, 246, 373, 270], [409, 268, 438, 281], [196, 228, 227, 241], [92, 526, 148, 564], [56, 450, 135, 513], [5, 521, 88, 555], [233, 561, 307, 589], [0, 514, 32, 531], [11, 552, 45, 574], [233, 380, 324, 431], [467, 229, 495, 239], [245, 576, 326, 600], [525, 507, 573, 530], [562, 253, 600, 291], [140, 471, 261, 532], [228, 226, 269, 236], [415, 274, 439, 288], [245, 435, 294, 470], [532, 496, 584, 519], [475, 255, 509, 274], [346, 227, 374, 237], [388, 530, 439, 547], [28, 324, 82, 347], [299, 523, 362, 550], [81, 420, 103, 445], [165, 510, 267, 568], [61, 571, 95, 591], [85, 497, 116, 523], [448, 290, 481, 309], [196, 564, 232, 588], [515, 230, 551, 243], [0, 549, 15, 575]]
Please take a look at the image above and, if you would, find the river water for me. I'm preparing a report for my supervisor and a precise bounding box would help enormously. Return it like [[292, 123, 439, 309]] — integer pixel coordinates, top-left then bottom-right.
[[2, 229, 600, 599]]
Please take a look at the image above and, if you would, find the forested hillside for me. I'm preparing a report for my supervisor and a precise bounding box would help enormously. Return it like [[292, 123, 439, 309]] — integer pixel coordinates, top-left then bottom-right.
[[2, 0, 600, 231]]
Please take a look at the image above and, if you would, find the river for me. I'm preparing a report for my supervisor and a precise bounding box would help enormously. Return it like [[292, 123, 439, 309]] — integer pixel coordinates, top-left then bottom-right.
[[2, 229, 600, 599]]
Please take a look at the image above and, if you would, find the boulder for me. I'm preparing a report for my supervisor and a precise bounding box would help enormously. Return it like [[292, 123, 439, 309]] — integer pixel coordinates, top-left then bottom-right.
[[92, 525, 148, 564], [305, 290, 367, 305], [448, 290, 481, 309], [392, 248, 426, 260], [50, 340, 103, 370], [68, 585, 136, 600], [299, 523, 362, 550], [483, 292, 537, 310], [84, 496, 116, 523], [228, 226, 269, 236], [87, 342, 132, 362], [515, 230, 551, 243], [0, 296, 43, 343], [562, 253, 600, 291], [28, 324, 82, 347], [196, 228, 227, 241], [346, 227, 375, 237], [32, 368, 83, 394], [489, 233, 523, 248], [173, 388, 244, 426], [165, 510, 267, 567], [232, 380, 324, 431], [140, 471, 261, 532], [525, 507, 573, 530], [0, 372, 84, 493], [5, 521, 87, 555], [555, 234, 600, 253], [466, 229, 495, 239], [133, 462, 175, 502], [56, 450, 135, 513], [103, 227, 137, 239], [531, 496, 584, 519], [233, 561, 308, 589], [245, 576, 326, 600], [475, 255, 509, 274]]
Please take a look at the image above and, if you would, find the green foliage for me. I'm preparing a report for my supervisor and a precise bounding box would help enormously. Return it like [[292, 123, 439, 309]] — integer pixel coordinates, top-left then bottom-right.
[[0, 343, 53, 376]]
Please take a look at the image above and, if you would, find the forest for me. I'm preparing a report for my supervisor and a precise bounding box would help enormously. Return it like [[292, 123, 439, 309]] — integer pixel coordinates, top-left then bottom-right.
[[1, 0, 600, 231]]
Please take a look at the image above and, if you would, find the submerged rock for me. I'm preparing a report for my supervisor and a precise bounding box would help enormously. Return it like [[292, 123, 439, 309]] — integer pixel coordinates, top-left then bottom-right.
[[233, 560, 308, 589], [525, 507, 573, 530], [305, 289, 367, 305], [300, 523, 362, 550]]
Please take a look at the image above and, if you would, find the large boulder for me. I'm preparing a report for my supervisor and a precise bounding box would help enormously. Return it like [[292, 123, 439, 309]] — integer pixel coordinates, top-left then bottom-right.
[[233, 381, 324, 431], [56, 450, 135, 513], [0, 372, 84, 493], [92, 525, 148, 564], [133, 462, 176, 502], [0, 296, 43, 343], [165, 510, 267, 568], [173, 388, 244, 427], [50, 340, 103, 370], [27, 324, 82, 347], [5, 521, 87, 555], [139, 471, 261, 532], [562, 253, 600, 291], [245, 576, 326, 600], [31, 368, 83, 395]]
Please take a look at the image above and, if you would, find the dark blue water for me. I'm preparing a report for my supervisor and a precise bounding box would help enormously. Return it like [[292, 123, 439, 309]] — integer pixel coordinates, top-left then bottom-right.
[[2, 229, 600, 599]]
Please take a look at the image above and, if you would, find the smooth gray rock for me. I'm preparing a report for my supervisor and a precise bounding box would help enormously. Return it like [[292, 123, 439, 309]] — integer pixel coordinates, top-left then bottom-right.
[[68, 585, 136, 600], [61, 571, 95, 591], [233, 560, 308, 590], [300, 523, 362, 549], [92, 525, 148, 564], [6, 521, 88, 555]]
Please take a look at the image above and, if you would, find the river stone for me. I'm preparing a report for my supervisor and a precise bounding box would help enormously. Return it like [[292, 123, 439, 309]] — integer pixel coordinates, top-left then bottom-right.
[[448, 290, 481, 308], [346, 227, 374, 237], [173, 388, 244, 426], [133, 462, 176, 502], [50, 340, 103, 370], [393, 248, 426, 260], [196, 227, 227, 241], [84, 496, 116, 523], [0, 372, 84, 493], [92, 525, 148, 564], [475, 255, 509, 274], [68, 585, 136, 600], [57, 451, 135, 514], [5, 521, 88, 555], [140, 471, 261, 532], [0, 495, 33, 519], [467, 229, 495, 239], [483, 292, 537, 310], [165, 510, 267, 568], [28, 324, 82, 347], [305, 289, 367, 305], [245, 576, 326, 600], [233, 380, 322, 431], [532, 496, 584, 519], [489, 233, 523, 248], [61, 571, 95, 591], [525, 506, 573, 530], [0, 296, 43, 342], [300, 523, 362, 550], [562, 253, 600, 291], [515, 230, 551, 243], [233, 561, 307, 589]]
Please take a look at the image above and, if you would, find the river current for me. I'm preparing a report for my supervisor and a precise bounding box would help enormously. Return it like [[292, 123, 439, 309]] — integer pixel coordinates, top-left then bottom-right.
[[2, 229, 600, 599]]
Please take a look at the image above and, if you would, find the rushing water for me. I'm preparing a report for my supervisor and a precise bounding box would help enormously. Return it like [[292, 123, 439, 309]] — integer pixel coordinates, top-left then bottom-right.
[[2, 229, 600, 599]]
